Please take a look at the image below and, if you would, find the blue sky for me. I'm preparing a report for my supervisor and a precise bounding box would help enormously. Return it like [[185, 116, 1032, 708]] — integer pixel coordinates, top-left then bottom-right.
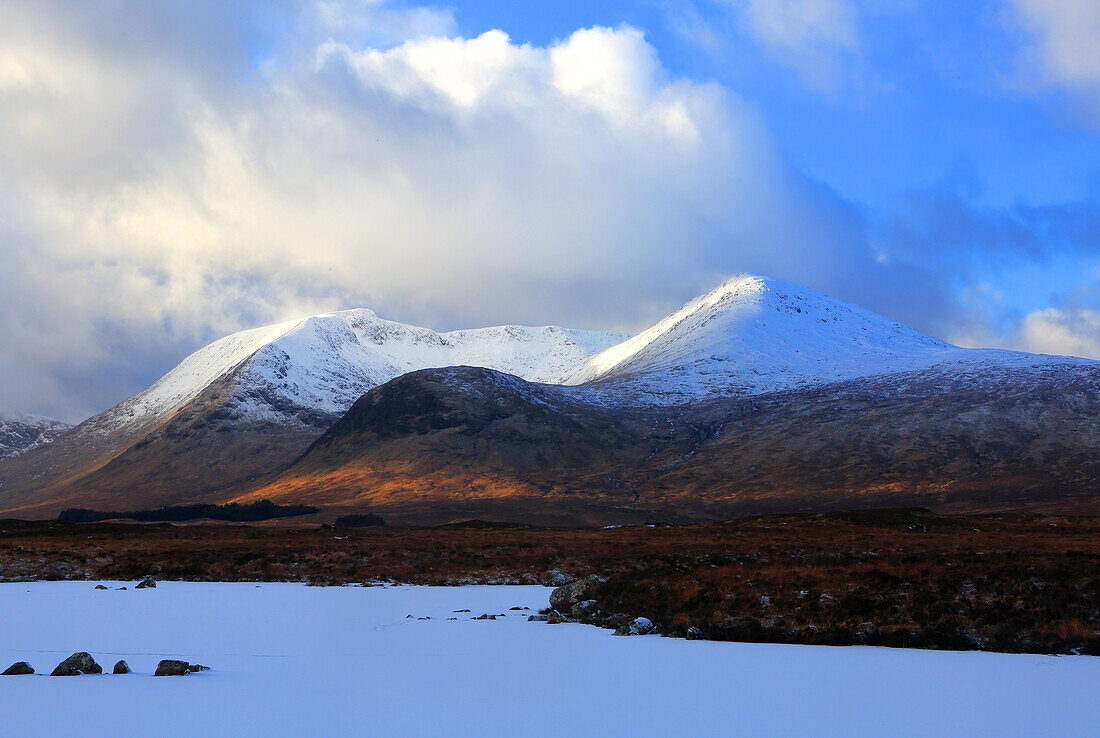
[[1, 0, 1099, 421]]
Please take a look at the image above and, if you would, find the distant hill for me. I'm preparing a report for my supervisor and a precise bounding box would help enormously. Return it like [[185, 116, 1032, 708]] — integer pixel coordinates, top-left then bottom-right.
[[0, 410, 70, 460]]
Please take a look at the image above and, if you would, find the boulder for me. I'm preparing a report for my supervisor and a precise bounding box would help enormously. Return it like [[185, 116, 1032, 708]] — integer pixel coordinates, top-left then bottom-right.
[[50, 652, 102, 676], [94, 584, 108, 590], [546, 611, 569, 624], [546, 570, 569, 586], [528, 614, 549, 622], [153, 659, 209, 676], [571, 599, 598, 619], [614, 617, 655, 636], [153, 660, 190, 676], [112, 660, 130, 674], [135, 576, 157, 589], [2, 661, 34, 675], [686, 627, 704, 640], [549, 574, 602, 614]]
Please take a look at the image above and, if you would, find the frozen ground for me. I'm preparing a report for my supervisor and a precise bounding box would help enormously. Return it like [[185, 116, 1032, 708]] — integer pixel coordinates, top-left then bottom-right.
[[0, 582, 1097, 737]]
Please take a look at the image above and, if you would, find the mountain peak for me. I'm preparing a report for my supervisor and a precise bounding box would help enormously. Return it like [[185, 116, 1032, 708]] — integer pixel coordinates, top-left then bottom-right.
[[569, 273, 962, 402]]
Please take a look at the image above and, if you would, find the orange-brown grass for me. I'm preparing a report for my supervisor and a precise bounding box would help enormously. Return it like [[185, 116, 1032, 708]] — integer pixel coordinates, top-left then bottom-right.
[[0, 509, 1096, 654]]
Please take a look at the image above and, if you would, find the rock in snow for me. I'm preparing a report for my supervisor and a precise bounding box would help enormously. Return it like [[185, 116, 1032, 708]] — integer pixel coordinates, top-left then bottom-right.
[[50, 652, 102, 676], [154, 660, 191, 676], [614, 617, 655, 636], [3, 661, 34, 675], [153, 660, 210, 676]]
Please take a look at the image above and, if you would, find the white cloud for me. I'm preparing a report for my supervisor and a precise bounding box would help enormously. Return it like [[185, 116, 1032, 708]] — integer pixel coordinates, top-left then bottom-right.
[[724, 0, 860, 89], [1019, 306, 1100, 359], [1009, 0, 1100, 117], [742, 0, 857, 53]]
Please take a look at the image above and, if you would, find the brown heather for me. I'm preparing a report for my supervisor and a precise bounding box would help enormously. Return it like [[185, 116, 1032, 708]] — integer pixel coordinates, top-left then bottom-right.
[[0, 508, 1096, 655]]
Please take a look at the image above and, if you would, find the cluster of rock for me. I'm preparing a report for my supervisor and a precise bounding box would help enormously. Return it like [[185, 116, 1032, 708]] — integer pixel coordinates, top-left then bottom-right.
[[2, 652, 207, 677], [92, 576, 156, 591], [538, 575, 660, 636]]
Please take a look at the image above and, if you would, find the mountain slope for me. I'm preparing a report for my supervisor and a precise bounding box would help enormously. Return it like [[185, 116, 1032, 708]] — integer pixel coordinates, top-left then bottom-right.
[[3, 273, 1098, 520], [0, 311, 626, 516], [569, 274, 1040, 404], [0, 411, 71, 460], [239, 361, 1100, 524]]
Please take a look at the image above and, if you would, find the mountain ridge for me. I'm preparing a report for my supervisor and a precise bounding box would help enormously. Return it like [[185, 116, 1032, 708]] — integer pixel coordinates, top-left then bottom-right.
[[1, 273, 1097, 520]]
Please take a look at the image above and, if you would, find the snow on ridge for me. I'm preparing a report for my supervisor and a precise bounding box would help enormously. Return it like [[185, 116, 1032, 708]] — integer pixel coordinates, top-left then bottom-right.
[[94, 308, 629, 428], [0, 411, 72, 459], [92, 317, 307, 432], [0, 409, 70, 429], [567, 273, 1091, 403], [231, 310, 629, 419]]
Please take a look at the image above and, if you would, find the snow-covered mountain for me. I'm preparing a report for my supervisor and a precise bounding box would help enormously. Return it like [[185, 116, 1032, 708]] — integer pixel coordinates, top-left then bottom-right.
[[94, 309, 627, 435], [570, 274, 1086, 404], [2, 273, 1097, 519], [0, 311, 627, 515], [0, 411, 71, 459]]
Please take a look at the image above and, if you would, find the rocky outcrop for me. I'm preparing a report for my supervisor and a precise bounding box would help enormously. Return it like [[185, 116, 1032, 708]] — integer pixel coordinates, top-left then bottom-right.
[[549, 574, 603, 614], [50, 652, 102, 676], [135, 576, 157, 589]]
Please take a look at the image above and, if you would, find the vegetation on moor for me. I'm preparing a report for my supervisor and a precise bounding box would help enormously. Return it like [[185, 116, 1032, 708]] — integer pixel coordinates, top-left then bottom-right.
[[0, 508, 1096, 655], [56, 500, 318, 524]]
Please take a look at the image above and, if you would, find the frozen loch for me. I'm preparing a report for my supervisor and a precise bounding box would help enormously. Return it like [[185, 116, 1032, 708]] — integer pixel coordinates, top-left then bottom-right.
[[0, 581, 1097, 737]]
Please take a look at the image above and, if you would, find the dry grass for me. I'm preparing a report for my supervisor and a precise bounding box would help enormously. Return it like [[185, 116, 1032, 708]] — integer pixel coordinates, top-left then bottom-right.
[[0, 508, 1096, 654]]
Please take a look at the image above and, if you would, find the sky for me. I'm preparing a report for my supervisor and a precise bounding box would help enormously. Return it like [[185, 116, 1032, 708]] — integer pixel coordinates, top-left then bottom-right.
[[1, 0, 1099, 423]]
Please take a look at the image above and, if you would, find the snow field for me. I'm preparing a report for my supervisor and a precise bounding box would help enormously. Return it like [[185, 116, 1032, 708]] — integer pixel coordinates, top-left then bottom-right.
[[0, 581, 1096, 737]]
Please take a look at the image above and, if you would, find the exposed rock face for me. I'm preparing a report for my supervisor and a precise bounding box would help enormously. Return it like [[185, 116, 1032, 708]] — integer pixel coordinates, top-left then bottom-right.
[[549, 574, 603, 614], [50, 652, 101, 676], [112, 660, 130, 674], [3, 661, 34, 675]]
